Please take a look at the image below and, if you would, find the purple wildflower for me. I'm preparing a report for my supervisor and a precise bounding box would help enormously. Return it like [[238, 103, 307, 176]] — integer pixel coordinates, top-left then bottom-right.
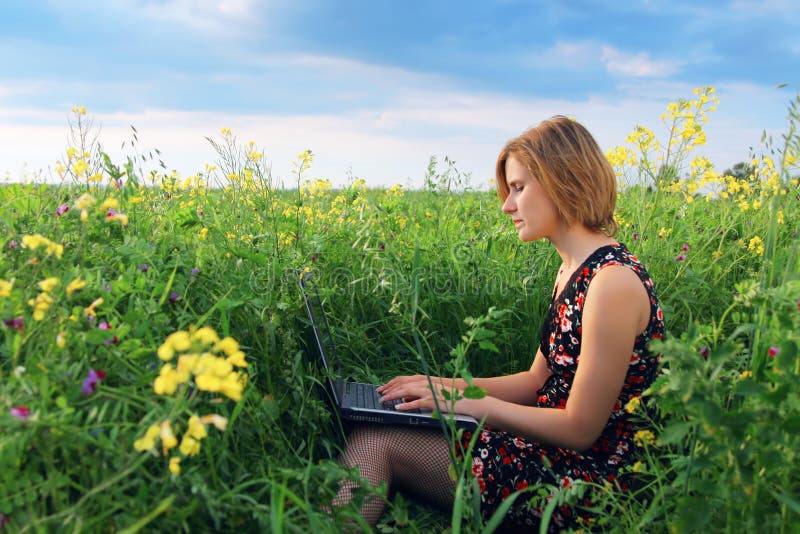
[[682, 243, 690, 252], [3, 316, 24, 333], [768, 346, 780, 358], [7, 240, 18, 250], [699, 347, 709, 360], [10, 406, 30, 420], [378, 243, 385, 251], [56, 203, 70, 217], [138, 264, 149, 272], [633, 232, 639, 241], [81, 369, 106, 395], [168, 291, 180, 304], [674, 253, 686, 262]]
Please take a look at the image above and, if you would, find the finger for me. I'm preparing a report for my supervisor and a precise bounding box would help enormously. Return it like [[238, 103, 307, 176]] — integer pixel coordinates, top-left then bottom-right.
[[377, 374, 418, 393]]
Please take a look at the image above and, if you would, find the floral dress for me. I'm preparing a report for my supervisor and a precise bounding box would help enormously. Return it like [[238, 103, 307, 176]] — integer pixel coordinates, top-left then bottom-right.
[[457, 243, 664, 531]]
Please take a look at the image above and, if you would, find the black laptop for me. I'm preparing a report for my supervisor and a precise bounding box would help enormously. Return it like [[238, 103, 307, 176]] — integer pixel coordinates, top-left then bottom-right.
[[299, 274, 478, 430]]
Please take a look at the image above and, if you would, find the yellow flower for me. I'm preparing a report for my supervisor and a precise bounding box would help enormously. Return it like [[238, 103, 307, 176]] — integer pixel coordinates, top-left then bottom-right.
[[739, 370, 753, 379], [100, 198, 119, 211], [220, 373, 244, 401], [747, 236, 765, 256], [38, 277, 59, 293], [66, 278, 86, 297], [624, 396, 641, 414], [84, 297, 104, 318], [154, 364, 180, 395], [66, 147, 78, 160], [73, 160, 89, 176], [177, 353, 199, 378], [167, 330, 192, 352], [56, 332, 66, 348], [214, 337, 240, 357], [158, 330, 192, 361], [197, 227, 209, 240], [0, 279, 12, 298], [179, 436, 201, 456], [633, 429, 656, 448], [106, 211, 129, 226], [187, 416, 208, 440], [195, 371, 222, 393], [28, 292, 54, 321], [200, 414, 228, 431], [226, 350, 247, 368], [192, 326, 220, 346], [632, 460, 644, 473], [160, 420, 178, 453], [134, 424, 161, 452], [21, 234, 64, 259], [169, 456, 181, 475], [75, 193, 96, 210]]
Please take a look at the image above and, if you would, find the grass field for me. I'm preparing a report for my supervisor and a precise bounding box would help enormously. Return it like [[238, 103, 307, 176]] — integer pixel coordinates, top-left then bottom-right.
[[1, 88, 799, 532]]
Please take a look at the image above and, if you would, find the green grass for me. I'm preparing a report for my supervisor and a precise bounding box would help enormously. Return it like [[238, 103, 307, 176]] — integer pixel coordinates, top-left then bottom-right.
[[1, 90, 799, 532]]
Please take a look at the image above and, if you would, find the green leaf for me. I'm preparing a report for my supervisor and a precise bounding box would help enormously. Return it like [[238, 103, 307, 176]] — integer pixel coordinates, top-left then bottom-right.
[[463, 385, 487, 399], [659, 420, 693, 445], [478, 340, 499, 353]]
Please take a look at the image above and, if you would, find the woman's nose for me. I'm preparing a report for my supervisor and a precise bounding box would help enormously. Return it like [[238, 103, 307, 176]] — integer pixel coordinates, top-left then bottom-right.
[[502, 195, 515, 214]]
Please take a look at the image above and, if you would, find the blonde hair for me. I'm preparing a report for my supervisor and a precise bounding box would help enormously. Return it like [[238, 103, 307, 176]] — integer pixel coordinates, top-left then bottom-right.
[[495, 116, 618, 236]]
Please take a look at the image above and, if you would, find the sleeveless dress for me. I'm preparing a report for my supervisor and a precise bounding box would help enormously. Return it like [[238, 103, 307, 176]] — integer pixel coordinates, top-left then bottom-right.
[[457, 243, 664, 531]]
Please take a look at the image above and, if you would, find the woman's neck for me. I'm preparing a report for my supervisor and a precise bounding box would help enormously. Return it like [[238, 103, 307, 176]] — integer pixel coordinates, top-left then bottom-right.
[[550, 225, 617, 275]]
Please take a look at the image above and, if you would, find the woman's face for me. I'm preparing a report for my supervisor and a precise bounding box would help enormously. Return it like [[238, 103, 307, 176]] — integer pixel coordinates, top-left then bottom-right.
[[501, 156, 561, 242]]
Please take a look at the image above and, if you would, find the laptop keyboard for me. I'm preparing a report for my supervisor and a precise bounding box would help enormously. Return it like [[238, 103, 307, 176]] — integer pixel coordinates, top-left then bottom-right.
[[346, 382, 413, 411]]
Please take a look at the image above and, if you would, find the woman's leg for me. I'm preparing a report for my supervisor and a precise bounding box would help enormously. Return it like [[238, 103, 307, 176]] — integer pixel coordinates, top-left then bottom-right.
[[335, 424, 455, 525]]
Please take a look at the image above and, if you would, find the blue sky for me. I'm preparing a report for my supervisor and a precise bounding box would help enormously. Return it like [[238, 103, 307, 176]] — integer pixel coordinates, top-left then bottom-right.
[[1, 0, 798, 187]]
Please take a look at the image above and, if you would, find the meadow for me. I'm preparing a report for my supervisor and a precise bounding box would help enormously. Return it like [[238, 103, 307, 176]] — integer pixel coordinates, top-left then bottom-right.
[[1, 87, 799, 533]]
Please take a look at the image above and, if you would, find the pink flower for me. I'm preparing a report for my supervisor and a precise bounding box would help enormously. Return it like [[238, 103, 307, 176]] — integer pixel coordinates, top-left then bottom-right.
[[2, 316, 24, 333], [56, 203, 70, 217], [768, 346, 780, 358], [699, 347, 709, 360], [674, 253, 686, 262], [682, 243, 690, 252], [10, 406, 30, 420], [81, 368, 106, 395]]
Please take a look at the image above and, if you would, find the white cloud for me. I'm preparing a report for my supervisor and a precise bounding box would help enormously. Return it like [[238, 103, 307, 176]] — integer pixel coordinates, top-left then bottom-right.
[[601, 45, 682, 78], [1, 81, 791, 189]]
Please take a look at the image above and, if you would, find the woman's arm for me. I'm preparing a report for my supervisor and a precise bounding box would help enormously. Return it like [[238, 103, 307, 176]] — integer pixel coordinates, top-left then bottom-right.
[[378, 348, 551, 406], [388, 265, 650, 451]]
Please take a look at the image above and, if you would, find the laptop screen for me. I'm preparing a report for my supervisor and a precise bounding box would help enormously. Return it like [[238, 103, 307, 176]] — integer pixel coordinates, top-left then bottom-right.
[[299, 273, 343, 404]]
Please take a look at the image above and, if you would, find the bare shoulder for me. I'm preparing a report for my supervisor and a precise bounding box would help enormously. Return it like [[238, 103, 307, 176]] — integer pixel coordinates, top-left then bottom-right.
[[584, 264, 650, 332], [588, 263, 648, 298]]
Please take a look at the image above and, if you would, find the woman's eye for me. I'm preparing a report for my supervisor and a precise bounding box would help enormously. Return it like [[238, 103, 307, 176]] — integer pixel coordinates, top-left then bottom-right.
[[513, 185, 523, 192]]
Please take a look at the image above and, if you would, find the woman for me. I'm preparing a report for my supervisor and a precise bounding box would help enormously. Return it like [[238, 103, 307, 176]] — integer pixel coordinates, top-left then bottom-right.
[[336, 116, 664, 530]]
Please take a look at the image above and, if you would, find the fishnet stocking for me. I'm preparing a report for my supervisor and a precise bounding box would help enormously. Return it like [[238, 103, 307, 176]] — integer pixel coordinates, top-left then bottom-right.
[[334, 424, 455, 526]]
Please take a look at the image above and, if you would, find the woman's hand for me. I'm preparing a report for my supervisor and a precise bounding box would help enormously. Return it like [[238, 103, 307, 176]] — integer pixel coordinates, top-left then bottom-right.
[[377, 375, 465, 413]]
